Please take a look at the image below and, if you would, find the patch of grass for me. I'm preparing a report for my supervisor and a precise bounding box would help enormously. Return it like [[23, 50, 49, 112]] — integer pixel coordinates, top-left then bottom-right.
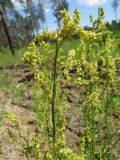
[[0, 114, 3, 127], [0, 53, 20, 65], [0, 72, 13, 89], [112, 93, 120, 114], [10, 86, 24, 99], [115, 47, 120, 57], [37, 38, 81, 59], [0, 71, 26, 104], [0, 47, 26, 66], [0, 38, 119, 66]]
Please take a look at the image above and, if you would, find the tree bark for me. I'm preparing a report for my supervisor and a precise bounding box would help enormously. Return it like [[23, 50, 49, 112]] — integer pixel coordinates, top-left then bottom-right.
[[0, 6, 15, 55]]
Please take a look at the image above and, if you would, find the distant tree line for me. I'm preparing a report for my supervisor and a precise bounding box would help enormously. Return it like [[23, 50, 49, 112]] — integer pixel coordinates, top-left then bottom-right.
[[0, 0, 68, 54], [112, 0, 120, 21], [0, 0, 120, 55], [106, 20, 120, 31]]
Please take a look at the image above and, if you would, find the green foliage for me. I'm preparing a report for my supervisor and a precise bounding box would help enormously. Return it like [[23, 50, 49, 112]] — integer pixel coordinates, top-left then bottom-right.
[[0, 47, 25, 65], [0, 73, 13, 89], [4, 8, 120, 159], [0, 0, 47, 49], [0, 114, 3, 127], [0, 71, 25, 105]]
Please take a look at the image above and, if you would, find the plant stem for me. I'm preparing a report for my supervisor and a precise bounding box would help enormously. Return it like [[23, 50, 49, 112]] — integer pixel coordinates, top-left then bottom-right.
[[25, 152, 30, 160], [51, 35, 59, 146], [104, 84, 111, 159], [100, 135, 120, 159]]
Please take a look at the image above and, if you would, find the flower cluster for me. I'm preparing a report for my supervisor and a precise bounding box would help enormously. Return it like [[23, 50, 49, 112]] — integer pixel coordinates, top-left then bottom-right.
[[60, 9, 81, 38], [20, 7, 119, 160]]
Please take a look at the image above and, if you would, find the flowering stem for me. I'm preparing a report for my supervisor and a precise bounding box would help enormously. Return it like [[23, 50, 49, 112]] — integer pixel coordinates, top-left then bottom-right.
[[51, 35, 59, 146]]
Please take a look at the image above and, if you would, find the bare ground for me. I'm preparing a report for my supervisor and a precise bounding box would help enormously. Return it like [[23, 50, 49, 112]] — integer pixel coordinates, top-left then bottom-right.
[[0, 64, 120, 159]]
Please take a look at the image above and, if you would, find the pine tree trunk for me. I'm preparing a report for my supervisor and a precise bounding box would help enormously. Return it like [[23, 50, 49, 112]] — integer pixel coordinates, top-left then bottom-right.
[[0, 6, 14, 55]]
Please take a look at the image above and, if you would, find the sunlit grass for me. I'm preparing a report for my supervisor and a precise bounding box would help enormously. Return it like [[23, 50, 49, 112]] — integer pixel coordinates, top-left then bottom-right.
[[0, 47, 26, 66], [0, 38, 119, 66]]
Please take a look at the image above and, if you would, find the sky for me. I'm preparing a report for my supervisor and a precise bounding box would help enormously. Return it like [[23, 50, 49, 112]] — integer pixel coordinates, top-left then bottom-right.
[[12, 0, 120, 31]]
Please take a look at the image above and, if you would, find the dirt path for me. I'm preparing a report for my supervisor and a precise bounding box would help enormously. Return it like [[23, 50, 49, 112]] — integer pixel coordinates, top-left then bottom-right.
[[0, 65, 36, 159]]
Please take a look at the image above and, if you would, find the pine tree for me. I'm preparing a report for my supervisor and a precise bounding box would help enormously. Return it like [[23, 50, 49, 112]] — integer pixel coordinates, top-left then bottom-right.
[[50, 0, 69, 29], [37, 0, 46, 30], [0, 1, 15, 54], [112, 0, 120, 21]]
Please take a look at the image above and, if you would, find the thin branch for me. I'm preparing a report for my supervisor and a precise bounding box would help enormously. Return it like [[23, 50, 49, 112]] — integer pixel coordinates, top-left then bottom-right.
[[100, 134, 120, 159]]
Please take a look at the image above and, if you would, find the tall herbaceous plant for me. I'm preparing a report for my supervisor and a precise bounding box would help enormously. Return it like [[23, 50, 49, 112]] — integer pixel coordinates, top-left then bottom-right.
[[22, 8, 119, 160]]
